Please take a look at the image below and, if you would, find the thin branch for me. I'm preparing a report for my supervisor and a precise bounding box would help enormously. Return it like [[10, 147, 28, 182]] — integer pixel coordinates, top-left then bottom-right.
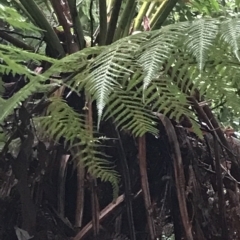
[[85, 95, 100, 237], [138, 135, 156, 240], [88, 1, 99, 235], [190, 97, 237, 165], [156, 113, 193, 240], [213, 137, 228, 239], [203, 104, 237, 163], [133, 2, 151, 31], [105, 0, 123, 45], [0, 32, 35, 51], [151, 0, 178, 30], [50, 0, 77, 54], [0, 29, 42, 40], [74, 151, 85, 228], [58, 154, 70, 217], [89, 0, 94, 47], [74, 194, 124, 240], [73, 190, 142, 240], [98, 0, 107, 45], [67, 0, 85, 50], [122, 1, 137, 38], [90, 175, 100, 237], [150, 0, 168, 28], [19, 0, 65, 58], [114, 127, 136, 240], [113, 0, 135, 41]]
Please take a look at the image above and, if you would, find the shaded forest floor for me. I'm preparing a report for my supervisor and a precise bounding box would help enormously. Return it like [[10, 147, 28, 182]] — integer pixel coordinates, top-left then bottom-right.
[[1, 118, 240, 240]]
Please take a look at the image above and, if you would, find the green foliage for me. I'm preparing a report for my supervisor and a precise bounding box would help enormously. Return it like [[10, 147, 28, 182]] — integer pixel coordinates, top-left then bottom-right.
[[36, 97, 119, 198], [103, 85, 159, 136], [0, 44, 56, 123], [221, 18, 240, 61], [137, 23, 187, 89], [50, 46, 105, 74], [0, 44, 55, 75], [78, 17, 240, 137], [0, 43, 120, 198], [185, 18, 219, 70], [3, 8, 240, 197], [0, 3, 40, 32], [77, 34, 149, 126], [78, 0, 99, 33], [191, 0, 220, 15]]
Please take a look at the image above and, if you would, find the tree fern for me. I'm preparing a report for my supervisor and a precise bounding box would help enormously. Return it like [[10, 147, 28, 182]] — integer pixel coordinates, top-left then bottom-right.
[[3, 16, 240, 199]]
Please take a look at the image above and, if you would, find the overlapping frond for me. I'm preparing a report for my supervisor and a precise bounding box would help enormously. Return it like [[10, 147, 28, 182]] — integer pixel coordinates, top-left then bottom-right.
[[0, 45, 56, 123], [0, 75, 46, 123], [104, 86, 158, 137], [36, 97, 119, 198], [0, 3, 40, 31], [220, 18, 240, 61], [82, 34, 149, 126], [137, 23, 188, 89], [185, 18, 219, 71], [49, 46, 105, 74], [0, 44, 56, 76]]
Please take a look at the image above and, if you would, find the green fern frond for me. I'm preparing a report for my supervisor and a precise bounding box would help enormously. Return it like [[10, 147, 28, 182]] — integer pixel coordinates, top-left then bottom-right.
[[144, 76, 190, 117], [83, 38, 144, 127], [74, 18, 240, 140], [0, 51, 32, 78], [0, 3, 40, 32], [0, 45, 57, 123], [48, 46, 106, 94], [37, 97, 119, 198], [0, 44, 55, 63], [0, 74, 47, 123], [104, 86, 158, 137], [38, 97, 87, 145], [185, 18, 219, 71], [137, 23, 188, 90], [220, 18, 240, 61], [0, 44, 56, 76], [49, 46, 105, 74], [80, 145, 119, 199]]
